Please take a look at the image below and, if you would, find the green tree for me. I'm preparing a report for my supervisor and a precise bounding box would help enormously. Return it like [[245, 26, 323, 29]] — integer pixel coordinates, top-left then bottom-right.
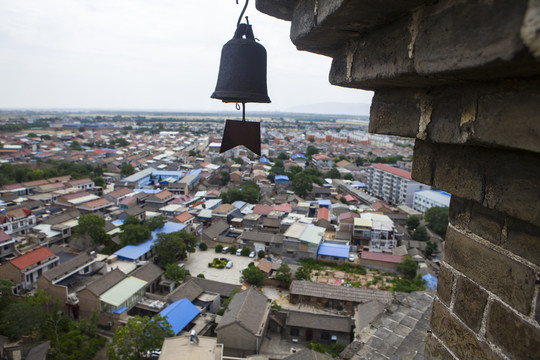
[[152, 231, 197, 268], [215, 244, 223, 253], [70, 140, 82, 150], [0, 279, 15, 311], [75, 214, 110, 245], [198, 242, 208, 251], [144, 215, 166, 231], [220, 171, 230, 186], [277, 152, 289, 160], [399, 256, 419, 279], [424, 240, 438, 258], [292, 172, 313, 197], [257, 250, 266, 259], [295, 266, 311, 281], [343, 173, 354, 180], [92, 176, 105, 187], [121, 163, 135, 177], [424, 206, 449, 237], [306, 145, 319, 157], [275, 263, 292, 286], [122, 214, 141, 228], [325, 168, 341, 179], [406, 215, 420, 231], [241, 266, 265, 287], [107, 315, 174, 360], [164, 263, 187, 284], [241, 247, 251, 256], [0, 292, 49, 340], [412, 225, 429, 241], [119, 224, 151, 246]]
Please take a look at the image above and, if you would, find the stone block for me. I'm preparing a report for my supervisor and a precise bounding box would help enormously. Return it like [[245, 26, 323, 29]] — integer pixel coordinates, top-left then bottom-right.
[[486, 300, 540, 359], [448, 196, 470, 230], [444, 227, 536, 315], [426, 87, 469, 145], [436, 266, 453, 306], [431, 145, 485, 203], [468, 201, 505, 246], [453, 277, 488, 332], [415, 0, 528, 75], [430, 300, 497, 360], [483, 150, 540, 225], [255, 0, 295, 21], [474, 79, 540, 153], [425, 335, 456, 360], [411, 139, 435, 186], [506, 217, 540, 266], [368, 88, 421, 138]]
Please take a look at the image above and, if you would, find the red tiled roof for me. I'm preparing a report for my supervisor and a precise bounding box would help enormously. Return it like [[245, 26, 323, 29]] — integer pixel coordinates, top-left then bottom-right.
[[0, 230, 11, 243], [253, 204, 273, 215], [81, 198, 112, 209], [175, 212, 195, 223], [317, 207, 330, 221], [155, 190, 173, 200], [11, 247, 56, 270], [372, 163, 412, 180], [338, 212, 360, 221], [273, 203, 291, 213], [361, 251, 403, 264]]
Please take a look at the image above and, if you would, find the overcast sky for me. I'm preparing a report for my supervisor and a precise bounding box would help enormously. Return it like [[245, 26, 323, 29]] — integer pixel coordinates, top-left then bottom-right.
[[0, 0, 373, 114]]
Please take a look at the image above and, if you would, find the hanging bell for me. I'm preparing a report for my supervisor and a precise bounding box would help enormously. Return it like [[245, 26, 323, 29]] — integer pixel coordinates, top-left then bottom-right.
[[211, 23, 271, 103]]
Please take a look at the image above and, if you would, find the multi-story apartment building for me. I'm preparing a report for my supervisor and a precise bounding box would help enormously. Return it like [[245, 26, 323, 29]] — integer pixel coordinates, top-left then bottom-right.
[[0, 208, 37, 236], [413, 189, 451, 213], [366, 163, 429, 207]]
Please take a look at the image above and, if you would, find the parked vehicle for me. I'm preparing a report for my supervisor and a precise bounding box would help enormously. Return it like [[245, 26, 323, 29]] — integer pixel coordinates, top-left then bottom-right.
[[226, 260, 233, 269], [249, 251, 256, 258], [222, 247, 230, 254], [236, 248, 243, 256], [348, 254, 355, 262]]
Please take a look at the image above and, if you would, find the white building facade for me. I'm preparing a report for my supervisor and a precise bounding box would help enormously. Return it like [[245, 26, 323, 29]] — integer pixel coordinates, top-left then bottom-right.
[[413, 190, 451, 213], [367, 163, 429, 207]]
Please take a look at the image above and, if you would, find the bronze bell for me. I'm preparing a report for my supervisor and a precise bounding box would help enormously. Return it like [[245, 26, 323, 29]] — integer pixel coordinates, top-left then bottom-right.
[[211, 23, 271, 103]]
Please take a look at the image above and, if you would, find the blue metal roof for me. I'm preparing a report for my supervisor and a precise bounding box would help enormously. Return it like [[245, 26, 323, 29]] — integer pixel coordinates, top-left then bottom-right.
[[275, 175, 290, 181], [160, 298, 201, 335], [232, 201, 247, 209], [318, 242, 350, 258], [291, 153, 306, 159], [422, 274, 438, 290], [318, 199, 332, 207], [259, 156, 270, 164], [112, 306, 128, 314], [114, 222, 186, 261]]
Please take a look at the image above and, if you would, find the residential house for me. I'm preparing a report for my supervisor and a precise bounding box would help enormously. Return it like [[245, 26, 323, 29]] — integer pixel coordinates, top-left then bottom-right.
[[0, 230, 17, 262], [285, 311, 352, 344], [66, 178, 95, 191], [289, 280, 392, 313], [76, 268, 126, 320], [240, 230, 283, 255], [129, 262, 164, 294], [159, 298, 201, 335], [146, 190, 174, 206], [104, 187, 134, 205], [283, 222, 325, 259], [0, 246, 59, 292], [317, 242, 351, 262], [212, 203, 240, 224], [216, 287, 271, 357], [311, 154, 334, 169], [360, 251, 403, 272], [76, 198, 113, 213], [242, 213, 262, 229], [367, 164, 429, 207], [0, 208, 37, 236]]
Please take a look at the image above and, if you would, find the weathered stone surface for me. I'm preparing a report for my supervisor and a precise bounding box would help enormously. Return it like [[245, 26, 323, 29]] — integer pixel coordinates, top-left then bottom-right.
[[445, 227, 536, 315], [436, 266, 453, 307], [473, 79, 540, 153], [431, 145, 485, 203], [448, 196, 470, 230], [411, 139, 435, 185], [255, 0, 295, 21], [425, 335, 456, 360], [483, 150, 540, 225], [415, 0, 530, 75], [506, 217, 540, 266], [469, 201, 505, 246], [453, 277, 488, 332], [368, 88, 421, 138], [486, 300, 540, 359], [430, 300, 497, 360]]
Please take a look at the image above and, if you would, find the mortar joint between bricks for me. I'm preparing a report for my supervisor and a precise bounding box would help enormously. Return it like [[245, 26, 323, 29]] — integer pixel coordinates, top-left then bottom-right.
[[448, 223, 540, 272]]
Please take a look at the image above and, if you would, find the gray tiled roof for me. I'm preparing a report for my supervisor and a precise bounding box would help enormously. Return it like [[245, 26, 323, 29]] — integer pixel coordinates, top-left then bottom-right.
[[83, 268, 126, 296], [216, 287, 270, 335], [42, 253, 94, 282], [286, 310, 353, 333], [203, 221, 229, 239], [241, 230, 283, 244], [290, 280, 393, 304], [167, 277, 204, 302], [341, 291, 435, 360], [284, 348, 333, 360], [130, 262, 163, 283], [187, 276, 240, 298]]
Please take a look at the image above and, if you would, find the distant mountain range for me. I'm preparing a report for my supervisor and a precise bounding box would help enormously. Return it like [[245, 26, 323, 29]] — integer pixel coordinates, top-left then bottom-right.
[[287, 102, 371, 116]]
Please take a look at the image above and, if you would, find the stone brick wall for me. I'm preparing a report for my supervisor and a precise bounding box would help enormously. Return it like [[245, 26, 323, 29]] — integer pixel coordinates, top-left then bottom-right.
[[256, 0, 539, 358]]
